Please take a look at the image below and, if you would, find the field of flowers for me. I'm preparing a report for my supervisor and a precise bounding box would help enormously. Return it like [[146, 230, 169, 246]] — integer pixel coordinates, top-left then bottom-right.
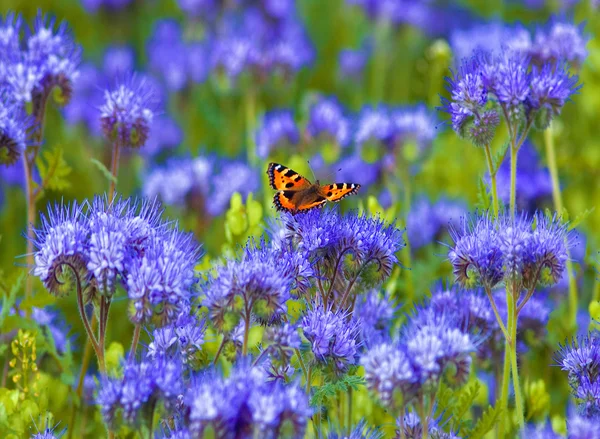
[[1, 0, 600, 438]]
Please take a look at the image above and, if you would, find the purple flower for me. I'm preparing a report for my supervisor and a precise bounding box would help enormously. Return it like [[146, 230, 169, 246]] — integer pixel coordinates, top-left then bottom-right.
[[302, 305, 361, 372], [481, 49, 530, 108], [32, 201, 89, 297], [354, 289, 396, 347], [338, 47, 369, 80], [176, 0, 218, 18], [528, 63, 580, 123], [62, 63, 105, 134], [531, 21, 588, 67], [328, 419, 383, 439], [103, 45, 135, 78], [407, 197, 466, 250], [307, 96, 350, 147], [336, 154, 381, 187], [147, 20, 188, 91], [449, 213, 570, 291], [97, 357, 183, 430], [126, 228, 202, 326], [185, 364, 310, 437], [255, 109, 300, 159], [520, 422, 563, 439], [450, 21, 532, 61], [440, 57, 488, 134], [143, 115, 182, 157], [206, 160, 259, 216], [100, 74, 158, 149], [81, 0, 134, 13], [203, 240, 296, 328], [30, 423, 65, 439], [0, 92, 30, 166], [361, 343, 415, 406], [567, 411, 600, 439], [556, 333, 600, 417], [354, 105, 392, 147]]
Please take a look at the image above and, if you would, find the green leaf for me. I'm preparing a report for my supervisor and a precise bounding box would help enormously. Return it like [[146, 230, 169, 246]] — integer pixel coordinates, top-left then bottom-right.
[[568, 207, 595, 231], [0, 273, 24, 327], [453, 380, 480, 432], [466, 404, 502, 439], [90, 158, 117, 184], [310, 374, 365, 407], [35, 147, 72, 193], [476, 177, 492, 212]]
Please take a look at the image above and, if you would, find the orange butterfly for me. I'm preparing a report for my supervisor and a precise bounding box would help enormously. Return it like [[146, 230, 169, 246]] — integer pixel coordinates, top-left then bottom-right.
[[267, 162, 360, 214]]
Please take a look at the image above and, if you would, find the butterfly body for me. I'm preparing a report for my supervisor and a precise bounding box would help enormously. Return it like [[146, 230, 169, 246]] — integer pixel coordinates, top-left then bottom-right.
[[267, 162, 360, 214]]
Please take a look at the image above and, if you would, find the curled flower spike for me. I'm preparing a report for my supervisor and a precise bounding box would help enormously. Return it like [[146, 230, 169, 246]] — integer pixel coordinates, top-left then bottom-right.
[[31, 201, 89, 297], [100, 74, 158, 149], [0, 92, 31, 166]]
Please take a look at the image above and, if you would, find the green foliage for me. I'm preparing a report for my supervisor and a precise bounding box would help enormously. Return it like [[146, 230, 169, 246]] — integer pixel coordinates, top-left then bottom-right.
[[466, 405, 502, 439], [524, 379, 550, 422], [310, 374, 365, 407], [90, 157, 118, 184], [224, 192, 264, 252], [35, 146, 72, 196]]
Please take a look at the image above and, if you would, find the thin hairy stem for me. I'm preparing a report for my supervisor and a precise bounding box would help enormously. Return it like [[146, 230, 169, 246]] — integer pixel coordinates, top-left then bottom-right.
[[484, 143, 500, 217], [339, 259, 374, 309], [508, 281, 525, 428], [128, 323, 142, 364], [509, 146, 518, 219], [327, 247, 353, 304], [293, 347, 309, 392], [242, 305, 251, 356], [213, 334, 227, 366], [67, 315, 97, 439], [544, 125, 578, 328], [315, 262, 327, 307], [484, 288, 510, 341], [108, 139, 121, 200]]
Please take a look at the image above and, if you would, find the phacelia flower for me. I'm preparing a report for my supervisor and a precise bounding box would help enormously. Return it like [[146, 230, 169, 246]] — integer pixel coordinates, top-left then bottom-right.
[[205, 160, 259, 216], [354, 289, 396, 347], [567, 411, 600, 439], [556, 333, 600, 417], [0, 92, 30, 166], [407, 197, 466, 250], [338, 46, 369, 80], [283, 209, 405, 289], [389, 104, 437, 152], [255, 109, 300, 159], [30, 423, 66, 439], [361, 343, 415, 407], [449, 213, 570, 292], [147, 20, 189, 92], [528, 63, 580, 128], [126, 228, 202, 326], [531, 21, 588, 67], [307, 96, 350, 147], [185, 364, 310, 438], [328, 419, 383, 439], [450, 21, 532, 61], [203, 240, 296, 329], [103, 45, 135, 78], [100, 74, 158, 149], [302, 305, 361, 372], [354, 105, 392, 148], [32, 201, 89, 297]]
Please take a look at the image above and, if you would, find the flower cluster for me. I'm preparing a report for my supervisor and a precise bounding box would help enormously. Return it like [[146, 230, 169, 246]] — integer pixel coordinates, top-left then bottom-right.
[[281, 208, 405, 302], [202, 239, 305, 331], [100, 75, 158, 149], [362, 297, 476, 411], [32, 196, 202, 326], [556, 333, 600, 418], [448, 213, 571, 293], [184, 364, 310, 438], [442, 24, 582, 143], [0, 12, 81, 105], [0, 91, 30, 166], [255, 109, 300, 159], [301, 305, 361, 373]]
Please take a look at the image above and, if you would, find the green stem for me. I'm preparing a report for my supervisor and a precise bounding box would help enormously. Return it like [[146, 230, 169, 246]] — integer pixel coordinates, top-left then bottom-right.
[[128, 323, 141, 364], [509, 145, 518, 219], [484, 143, 500, 217], [213, 334, 227, 366], [108, 139, 121, 201], [244, 89, 257, 166], [370, 19, 390, 103], [401, 164, 414, 302], [242, 310, 251, 356], [497, 337, 511, 439], [544, 126, 578, 328], [508, 284, 525, 428]]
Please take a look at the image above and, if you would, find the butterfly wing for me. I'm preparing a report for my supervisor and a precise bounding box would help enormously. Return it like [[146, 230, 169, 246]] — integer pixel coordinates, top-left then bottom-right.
[[273, 191, 327, 213], [267, 163, 312, 191], [320, 183, 361, 202]]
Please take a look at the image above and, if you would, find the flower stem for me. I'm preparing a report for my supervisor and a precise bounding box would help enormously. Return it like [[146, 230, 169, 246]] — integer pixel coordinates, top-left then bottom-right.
[[484, 143, 500, 217], [508, 285, 525, 428], [128, 323, 142, 364], [544, 125, 578, 329], [497, 338, 511, 439], [242, 310, 251, 356], [400, 163, 414, 302], [108, 139, 121, 201], [213, 334, 227, 366], [509, 145, 518, 219], [67, 315, 97, 439], [244, 89, 257, 167]]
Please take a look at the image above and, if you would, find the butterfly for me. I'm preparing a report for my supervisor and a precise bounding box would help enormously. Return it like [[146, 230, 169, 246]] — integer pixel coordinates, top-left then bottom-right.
[[267, 162, 360, 214]]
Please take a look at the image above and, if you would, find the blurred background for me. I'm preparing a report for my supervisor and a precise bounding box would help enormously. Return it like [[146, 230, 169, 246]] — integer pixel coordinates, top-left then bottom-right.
[[0, 0, 599, 436]]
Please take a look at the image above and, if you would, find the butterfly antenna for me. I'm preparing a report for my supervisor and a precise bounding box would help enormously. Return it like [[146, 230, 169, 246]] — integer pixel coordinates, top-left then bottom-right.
[[306, 159, 318, 182]]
